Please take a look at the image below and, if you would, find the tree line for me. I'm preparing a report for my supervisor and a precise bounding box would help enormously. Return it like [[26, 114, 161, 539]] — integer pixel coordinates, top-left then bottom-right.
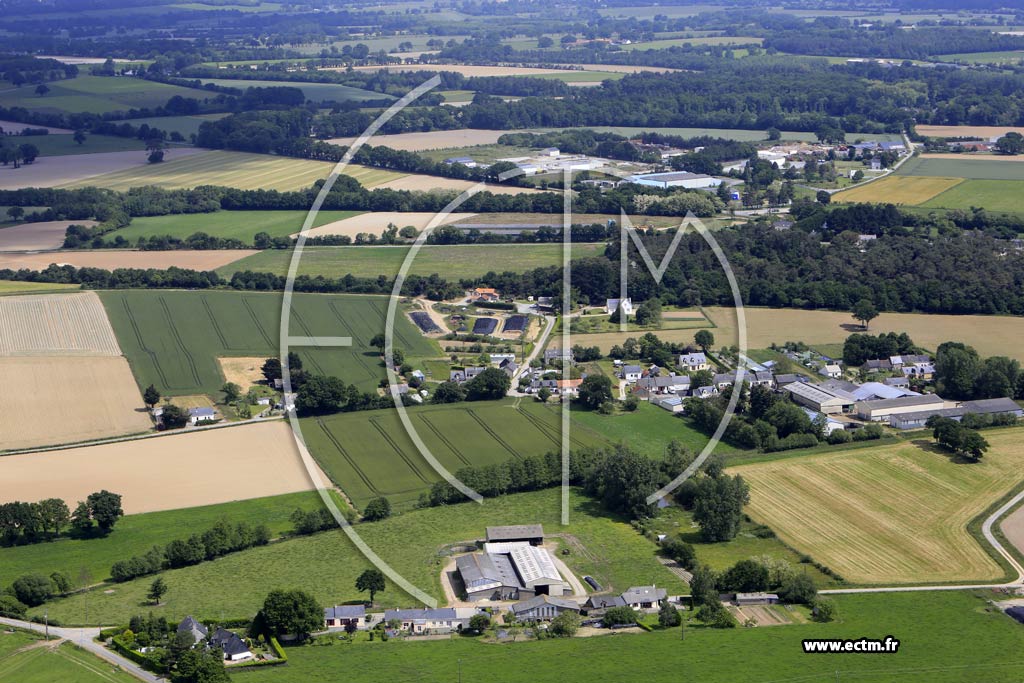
[[0, 491, 123, 547]]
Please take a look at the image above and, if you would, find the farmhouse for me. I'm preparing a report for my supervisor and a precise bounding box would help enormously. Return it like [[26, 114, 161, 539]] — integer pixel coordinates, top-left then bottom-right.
[[693, 385, 718, 399], [622, 364, 643, 382], [177, 616, 208, 644], [208, 628, 252, 662], [636, 374, 691, 396], [783, 381, 856, 415], [324, 605, 366, 630], [544, 348, 574, 364], [188, 407, 217, 425], [511, 595, 581, 621], [621, 585, 667, 610], [450, 366, 485, 383], [818, 363, 843, 379], [582, 594, 627, 616], [473, 287, 500, 301], [605, 298, 634, 315], [679, 352, 709, 372], [855, 394, 953, 422], [383, 608, 464, 634], [627, 171, 722, 189]]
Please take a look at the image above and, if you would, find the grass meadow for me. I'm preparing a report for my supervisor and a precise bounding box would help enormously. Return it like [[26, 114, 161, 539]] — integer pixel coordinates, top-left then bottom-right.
[[302, 400, 608, 509], [0, 491, 329, 587], [229, 592, 1024, 683], [833, 175, 963, 205], [99, 290, 438, 396], [0, 640, 140, 683], [38, 489, 742, 625], [218, 243, 606, 279], [62, 151, 405, 192], [122, 113, 230, 137], [0, 281, 80, 296], [921, 179, 1024, 214], [0, 75, 211, 115], [19, 134, 146, 157], [732, 428, 1024, 584], [196, 78, 394, 103], [107, 209, 364, 246], [898, 155, 1024, 180]]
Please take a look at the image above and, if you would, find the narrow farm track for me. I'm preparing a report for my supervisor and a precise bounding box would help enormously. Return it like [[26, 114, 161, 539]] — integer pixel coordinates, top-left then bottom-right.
[[417, 413, 473, 467]]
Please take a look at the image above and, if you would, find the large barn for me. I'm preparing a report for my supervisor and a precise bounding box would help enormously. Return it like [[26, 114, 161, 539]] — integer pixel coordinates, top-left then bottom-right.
[[456, 526, 569, 601]]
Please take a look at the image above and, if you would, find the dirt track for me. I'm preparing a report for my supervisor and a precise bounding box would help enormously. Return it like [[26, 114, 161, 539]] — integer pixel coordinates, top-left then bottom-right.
[[0, 249, 256, 272], [0, 421, 317, 513]]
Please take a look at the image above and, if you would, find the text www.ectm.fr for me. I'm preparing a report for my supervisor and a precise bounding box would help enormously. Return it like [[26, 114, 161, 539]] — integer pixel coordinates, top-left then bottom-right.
[[803, 637, 900, 654]]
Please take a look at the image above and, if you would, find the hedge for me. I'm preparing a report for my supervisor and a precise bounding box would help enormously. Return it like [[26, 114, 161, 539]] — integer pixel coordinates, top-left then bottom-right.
[[110, 635, 167, 673], [473, 301, 515, 311]]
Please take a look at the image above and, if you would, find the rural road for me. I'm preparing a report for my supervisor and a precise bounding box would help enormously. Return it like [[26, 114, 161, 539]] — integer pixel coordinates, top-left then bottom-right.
[[510, 313, 555, 388], [821, 486, 1024, 595], [0, 617, 158, 682]]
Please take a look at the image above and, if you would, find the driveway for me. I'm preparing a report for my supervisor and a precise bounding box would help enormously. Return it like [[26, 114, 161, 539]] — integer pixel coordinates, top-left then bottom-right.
[[0, 617, 159, 682]]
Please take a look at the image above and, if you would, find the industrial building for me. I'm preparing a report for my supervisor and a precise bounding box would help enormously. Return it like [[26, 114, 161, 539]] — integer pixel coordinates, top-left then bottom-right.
[[626, 171, 723, 190]]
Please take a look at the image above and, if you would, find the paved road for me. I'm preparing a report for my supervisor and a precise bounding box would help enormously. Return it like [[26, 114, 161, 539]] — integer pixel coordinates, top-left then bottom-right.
[[509, 313, 555, 391], [0, 617, 159, 682]]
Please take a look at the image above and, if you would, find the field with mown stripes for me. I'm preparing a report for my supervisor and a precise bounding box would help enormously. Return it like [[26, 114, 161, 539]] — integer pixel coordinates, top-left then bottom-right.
[[302, 400, 608, 509], [99, 290, 437, 397], [732, 428, 1024, 584]]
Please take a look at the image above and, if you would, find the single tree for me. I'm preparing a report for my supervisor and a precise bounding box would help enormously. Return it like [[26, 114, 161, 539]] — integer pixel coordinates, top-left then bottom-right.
[[87, 490, 123, 531], [549, 611, 580, 637], [694, 330, 715, 351], [147, 576, 168, 605], [161, 404, 189, 429], [35, 83, 49, 96], [362, 497, 392, 522], [143, 384, 161, 409], [578, 374, 614, 409], [369, 333, 386, 354], [73, 130, 87, 145], [811, 597, 837, 623], [355, 568, 386, 605], [11, 574, 53, 607], [172, 648, 229, 683], [260, 589, 323, 639], [851, 299, 879, 330], [468, 613, 491, 633], [221, 382, 241, 404], [6, 206, 24, 221], [537, 386, 552, 402], [658, 601, 682, 628]]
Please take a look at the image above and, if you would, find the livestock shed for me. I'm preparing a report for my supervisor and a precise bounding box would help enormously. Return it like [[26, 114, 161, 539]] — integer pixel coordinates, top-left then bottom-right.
[[783, 381, 855, 415], [511, 595, 580, 621], [486, 524, 545, 545], [856, 394, 954, 422]]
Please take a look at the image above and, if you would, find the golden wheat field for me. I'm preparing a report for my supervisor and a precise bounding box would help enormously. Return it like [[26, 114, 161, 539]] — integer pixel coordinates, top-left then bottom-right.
[[833, 175, 963, 205], [731, 429, 1024, 584], [0, 356, 151, 451], [0, 421, 318, 512]]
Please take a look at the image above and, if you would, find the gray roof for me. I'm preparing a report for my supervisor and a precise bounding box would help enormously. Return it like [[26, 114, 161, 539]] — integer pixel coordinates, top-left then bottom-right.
[[177, 616, 208, 637], [784, 381, 855, 405], [324, 605, 366, 620], [890, 407, 965, 424], [486, 524, 544, 542], [962, 398, 1022, 414], [585, 595, 626, 610], [857, 394, 944, 410], [512, 595, 580, 614], [774, 373, 803, 385], [189, 407, 216, 417], [623, 365, 642, 374], [456, 552, 521, 591], [209, 628, 249, 657], [621, 586, 667, 604], [385, 608, 457, 621]]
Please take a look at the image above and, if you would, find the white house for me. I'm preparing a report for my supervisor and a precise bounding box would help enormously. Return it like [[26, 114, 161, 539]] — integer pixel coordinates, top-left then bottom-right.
[[678, 352, 709, 372], [622, 364, 643, 383], [818, 364, 842, 379], [188, 407, 217, 425], [324, 605, 367, 630], [605, 298, 633, 315]]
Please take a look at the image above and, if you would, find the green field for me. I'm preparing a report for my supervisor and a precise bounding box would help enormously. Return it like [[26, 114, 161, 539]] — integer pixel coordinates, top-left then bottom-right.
[[0, 280, 80, 295], [107, 210, 364, 246], [937, 50, 1024, 64], [621, 35, 764, 50], [567, 402, 725, 459], [229, 592, 1024, 683], [218, 243, 606, 279], [63, 150, 404, 192], [921, 179, 1024, 213], [534, 125, 830, 142], [303, 400, 608, 508], [39, 489, 698, 625], [898, 155, 1024, 180], [99, 290, 438, 396], [13, 134, 146, 157], [0, 75, 211, 116], [0, 491, 330, 587], [122, 113, 230, 137], [197, 78, 394, 103], [0, 640, 140, 683], [531, 71, 625, 83]]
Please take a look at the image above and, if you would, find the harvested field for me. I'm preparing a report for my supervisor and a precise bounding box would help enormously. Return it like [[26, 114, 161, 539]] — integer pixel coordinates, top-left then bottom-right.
[[345, 64, 566, 76], [0, 421, 317, 514], [106, 209, 363, 246], [0, 280, 80, 295], [1001, 503, 1024, 562], [329, 129, 508, 151], [731, 430, 1024, 584], [704, 306, 1024, 362], [217, 356, 267, 392], [833, 175, 962, 205], [298, 211, 477, 239], [920, 153, 1024, 162], [60, 150, 405, 192], [0, 291, 121, 356], [0, 119, 72, 134], [0, 148, 205, 190], [0, 356, 150, 451], [916, 125, 1024, 139], [0, 249, 256, 272], [376, 175, 546, 194], [0, 220, 96, 252]]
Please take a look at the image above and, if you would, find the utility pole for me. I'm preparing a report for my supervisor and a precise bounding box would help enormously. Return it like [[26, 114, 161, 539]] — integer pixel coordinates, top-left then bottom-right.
[[458, 658, 462, 683], [44, 610, 48, 641]]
